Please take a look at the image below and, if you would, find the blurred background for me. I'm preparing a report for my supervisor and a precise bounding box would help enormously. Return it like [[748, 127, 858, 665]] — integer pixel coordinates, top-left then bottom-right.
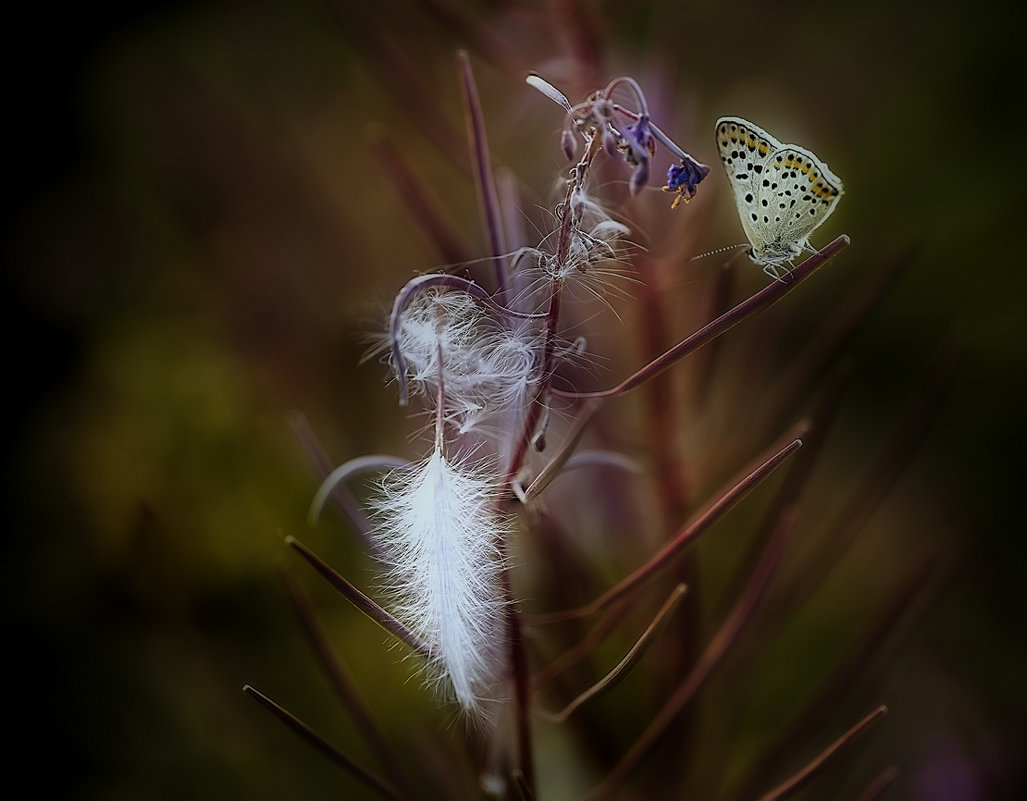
[[5, 1, 1025, 798]]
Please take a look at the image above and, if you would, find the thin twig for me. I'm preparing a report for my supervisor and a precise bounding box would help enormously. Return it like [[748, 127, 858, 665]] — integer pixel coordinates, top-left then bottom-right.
[[368, 132, 471, 265], [286, 536, 434, 660], [522, 399, 600, 500], [528, 598, 634, 693], [458, 51, 508, 296], [242, 685, 412, 801], [279, 569, 412, 791], [530, 425, 807, 624], [853, 765, 899, 801], [537, 584, 687, 722], [308, 453, 409, 526], [552, 235, 850, 400], [500, 564, 535, 793], [753, 705, 888, 801], [289, 411, 375, 546], [731, 555, 939, 801], [589, 509, 797, 797]]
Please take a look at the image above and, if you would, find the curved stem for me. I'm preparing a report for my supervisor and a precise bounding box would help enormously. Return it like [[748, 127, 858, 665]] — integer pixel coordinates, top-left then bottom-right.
[[309, 454, 410, 526], [538, 584, 686, 722], [389, 273, 546, 405], [603, 75, 650, 118]]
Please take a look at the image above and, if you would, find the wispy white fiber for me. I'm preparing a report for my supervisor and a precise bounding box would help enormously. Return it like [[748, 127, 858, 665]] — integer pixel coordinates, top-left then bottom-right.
[[390, 290, 539, 437], [371, 443, 509, 713]]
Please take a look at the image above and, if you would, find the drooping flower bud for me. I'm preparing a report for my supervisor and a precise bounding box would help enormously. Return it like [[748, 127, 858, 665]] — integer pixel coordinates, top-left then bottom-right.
[[561, 126, 577, 161]]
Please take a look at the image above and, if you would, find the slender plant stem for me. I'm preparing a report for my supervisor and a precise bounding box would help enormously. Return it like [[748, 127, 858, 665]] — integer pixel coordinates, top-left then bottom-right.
[[529, 597, 634, 691], [286, 536, 434, 660], [731, 555, 938, 801], [242, 685, 412, 801], [308, 453, 409, 528], [553, 235, 850, 400], [522, 399, 599, 501], [532, 426, 806, 623], [589, 509, 797, 797], [853, 765, 899, 801], [368, 132, 471, 265], [502, 128, 606, 485], [539, 584, 686, 722], [288, 411, 376, 546], [497, 131, 606, 794], [500, 562, 535, 793], [279, 570, 413, 792], [754, 705, 888, 801], [458, 51, 508, 297]]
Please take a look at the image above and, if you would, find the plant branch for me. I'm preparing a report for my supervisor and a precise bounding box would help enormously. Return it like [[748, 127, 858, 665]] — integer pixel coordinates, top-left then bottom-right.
[[286, 536, 434, 661], [368, 132, 471, 265], [537, 584, 686, 722], [458, 51, 508, 296], [279, 570, 413, 792], [753, 705, 888, 801], [553, 235, 850, 400], [530, 424, 807, 624], [242, 685, 412, 801], [590, 508, 797, 797]]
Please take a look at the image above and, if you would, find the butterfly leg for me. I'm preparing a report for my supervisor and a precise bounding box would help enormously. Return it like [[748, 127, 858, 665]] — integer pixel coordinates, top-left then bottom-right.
[[762, 263, 791, 284]]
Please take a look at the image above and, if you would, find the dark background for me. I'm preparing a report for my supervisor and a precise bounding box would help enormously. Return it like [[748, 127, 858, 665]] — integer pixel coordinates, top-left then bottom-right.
[[6, 1, 1024, 798]]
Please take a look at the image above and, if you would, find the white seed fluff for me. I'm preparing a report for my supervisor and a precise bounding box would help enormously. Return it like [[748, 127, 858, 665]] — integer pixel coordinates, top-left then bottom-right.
[[371, 444, 508, 713], [390, 290, 539, 437]]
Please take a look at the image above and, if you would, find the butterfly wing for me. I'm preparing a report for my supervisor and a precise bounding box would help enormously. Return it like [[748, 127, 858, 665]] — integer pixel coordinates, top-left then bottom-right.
[[715, 117, 783, 256], [715, 117, 843, 267], [756, 144, 843, 261]]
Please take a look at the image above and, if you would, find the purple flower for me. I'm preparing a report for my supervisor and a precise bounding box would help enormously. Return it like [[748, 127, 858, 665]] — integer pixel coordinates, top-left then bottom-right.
[[623, 116, 655, 165], [664, 156, 712, 208]]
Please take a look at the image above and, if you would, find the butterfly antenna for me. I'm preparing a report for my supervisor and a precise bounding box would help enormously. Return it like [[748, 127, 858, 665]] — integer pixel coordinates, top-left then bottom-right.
[[688, 243, 749, 263]]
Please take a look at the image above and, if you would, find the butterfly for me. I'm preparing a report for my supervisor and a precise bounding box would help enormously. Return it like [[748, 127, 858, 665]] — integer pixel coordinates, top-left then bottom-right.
[[715, 117, 843, 281]]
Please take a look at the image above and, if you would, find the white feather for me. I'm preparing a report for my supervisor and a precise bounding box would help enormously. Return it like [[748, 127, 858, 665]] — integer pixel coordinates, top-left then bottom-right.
[[371, 444, 509, 713]]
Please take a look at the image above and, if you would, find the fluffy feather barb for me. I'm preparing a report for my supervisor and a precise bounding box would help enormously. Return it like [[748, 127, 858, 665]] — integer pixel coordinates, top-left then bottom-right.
[[371, 445, 508, 713]]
